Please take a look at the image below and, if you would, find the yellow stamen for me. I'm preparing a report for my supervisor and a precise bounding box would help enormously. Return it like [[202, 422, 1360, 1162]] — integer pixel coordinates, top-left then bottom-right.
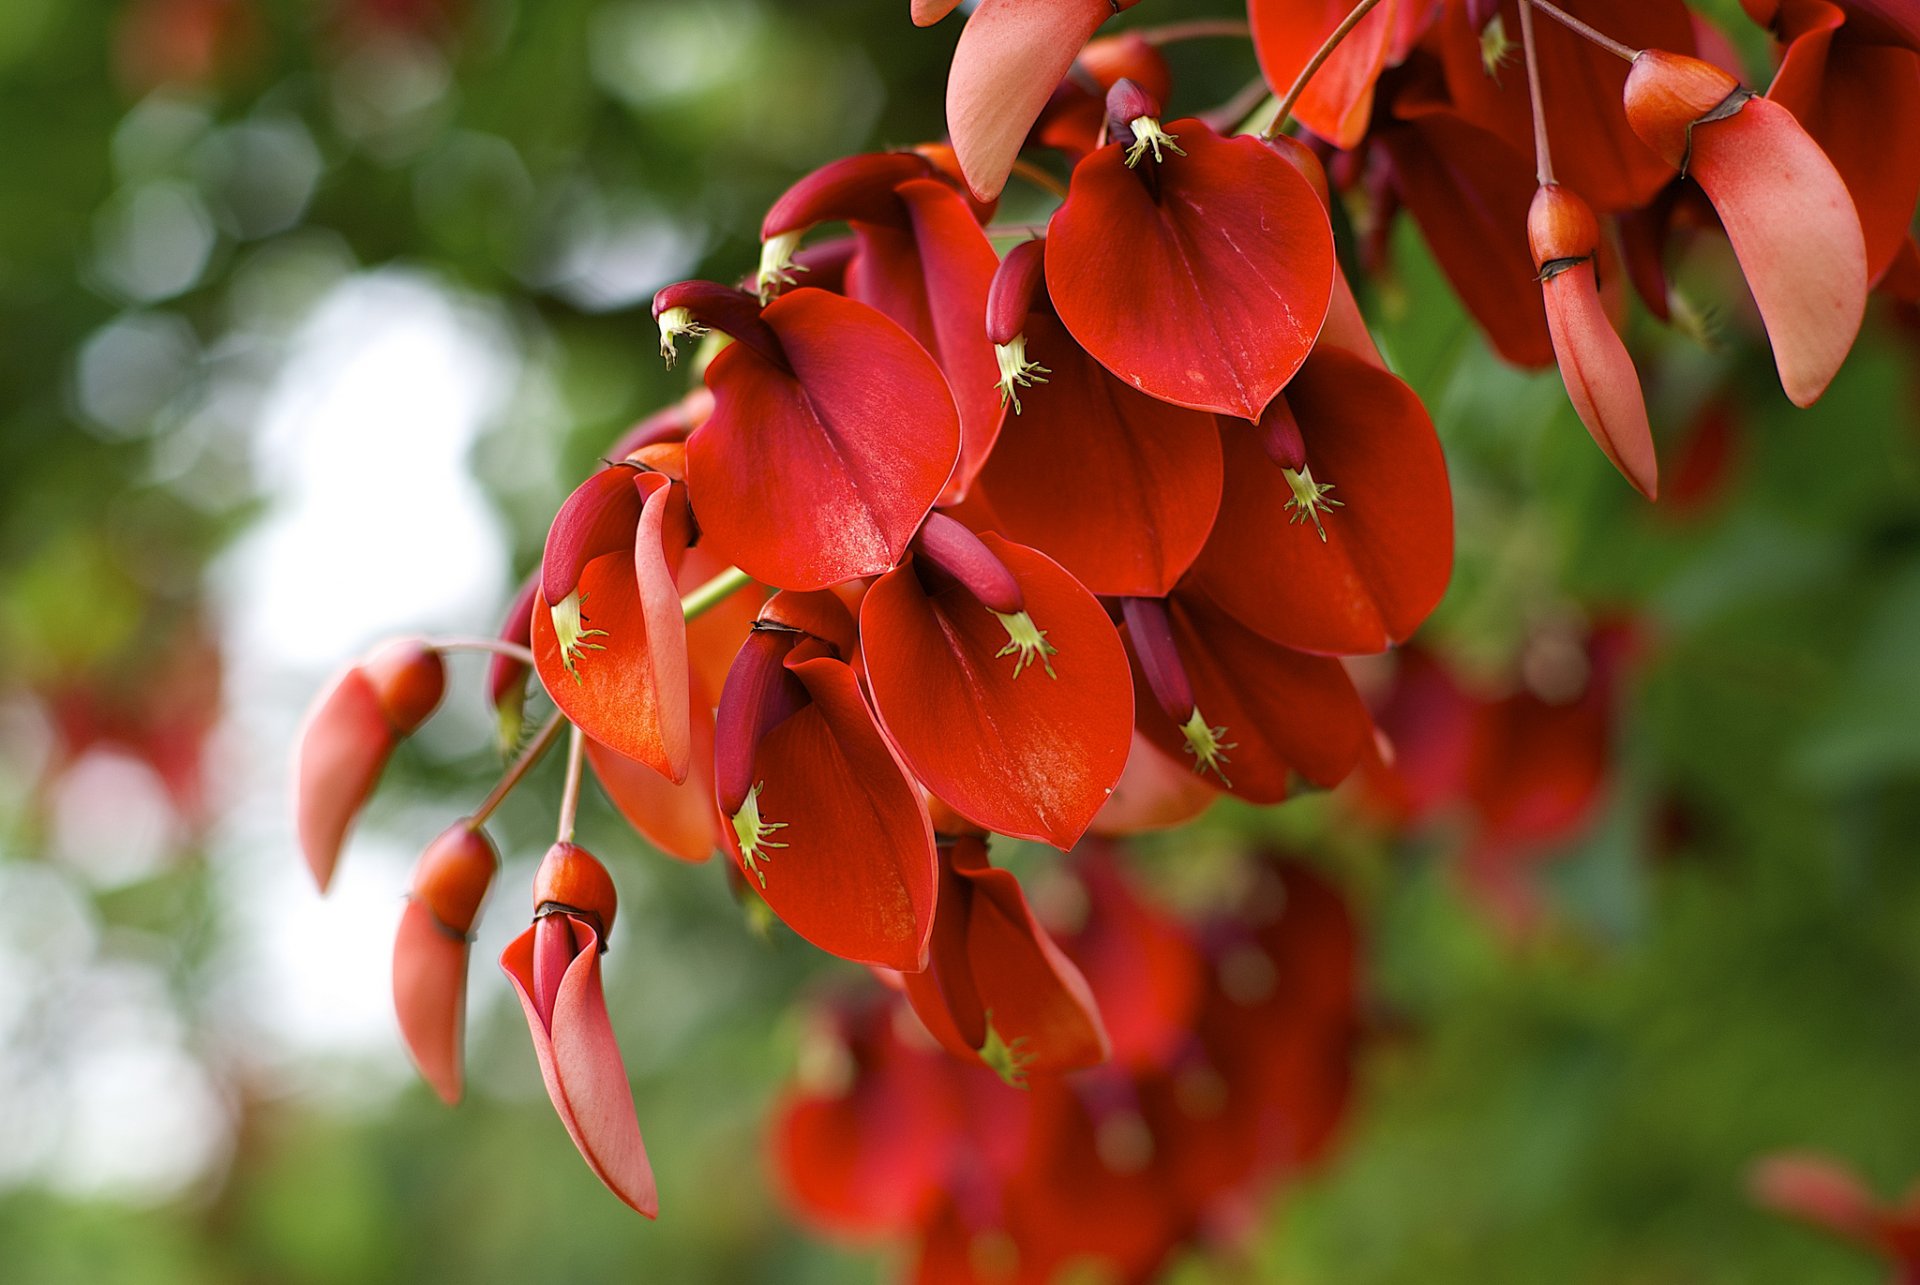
[[1125, 116, 1186, 168], [978, 1012, 1034, 1089], [993, 335, 1050, 413], [550, 591, 609, 683], [1180, 707, 1236, 786], [656, 306, 708, 368], [755, 231, 807, 302], [1480, 13, 1515, 81], [730, 782, 788, 889], [992, 609, 1059, 679], [1282, 465, 1344, 542]]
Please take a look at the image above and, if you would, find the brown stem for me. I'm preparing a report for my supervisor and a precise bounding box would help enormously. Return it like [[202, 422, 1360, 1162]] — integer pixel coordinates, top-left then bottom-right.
[[469, 711, 566, 827], [1007, 158, 1069, 201], [1137, 18, 1252, 47], [424, 636, 536, 666], [555, 723, 586, 843], [987, 221, 1052, 240], [1519, 0, 1555, 184], [1526, 0, 1639, 63], [1202, 75, 1278, 135], [1261, 0, 1389, 139]]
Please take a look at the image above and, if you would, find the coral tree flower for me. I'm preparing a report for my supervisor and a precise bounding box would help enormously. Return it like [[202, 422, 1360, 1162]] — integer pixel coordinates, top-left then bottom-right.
[[1752, 1152, 1920, 1279], [1250, 0, 1405, 147], [713, 598, 937, 972], [921, 0, 1145, 201], [1046, 80, 1335, 421], [971, 237, 1225, 599], [294, 638, 445, 892], [500, 842, 657, 1217], [860, 514, 1134, 849], [897, 835, 1109, 1086], [652, 280, 961, 591], [757, 151, 1002, 501], [1623, 48, 1868, 405], [392, 820, 497, 1104], [1528, 182, 1659, 498], [530, 460, 694, 782]]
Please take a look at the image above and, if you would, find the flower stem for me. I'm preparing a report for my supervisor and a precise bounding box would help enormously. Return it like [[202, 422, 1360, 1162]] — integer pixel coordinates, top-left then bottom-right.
[[1206, 76, 1279, 135], [470, 710, 566, 828], [1008, 158, 1069, 201], [1261, 0, 1389, 140], [680, 565, 755, 622], [1137, 18, 1251, 47], [987, 222, 1051, 240], [425, 636, 536, 666], [1519, 0, 1556, 184], [1526, 0, 1638, 63], [555, 723, 586, 843]]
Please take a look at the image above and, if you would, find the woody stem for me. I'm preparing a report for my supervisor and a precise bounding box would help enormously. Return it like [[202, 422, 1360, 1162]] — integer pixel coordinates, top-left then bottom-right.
[[424, 636, 537, 666], [555, 723, 586, 843], [470, 710, 567, 828], [680, 565, 754, 622], [1519, 0, 1556, 184], [1525, 0, 1639, 63], [1261, 0, 1388, 139], [1137, 18, 1251, 46]]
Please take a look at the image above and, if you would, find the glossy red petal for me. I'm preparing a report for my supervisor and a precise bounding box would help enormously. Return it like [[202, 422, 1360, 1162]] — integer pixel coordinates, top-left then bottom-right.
[[1046, 124, 1334, 419], [971, 310, 1223, 598], [501, 917, 658, 1217], [688, 288, 960, 590], [1187, 350, 1453, 655], [1542, 257, 1659, 497], [293, 666, 396, 893], [392, 898, 469, 1105], [541, 465, 645, 606], [861, 535, 1133, 849], [532, 476, 691, 780], [1250, 0, 1399, 148], [586, 675, 718, 864], [1129, 592, 1372, 805], [724, 656, 937, 971], [846, 179, 1003, 503], [946, 0, 1117, 200]]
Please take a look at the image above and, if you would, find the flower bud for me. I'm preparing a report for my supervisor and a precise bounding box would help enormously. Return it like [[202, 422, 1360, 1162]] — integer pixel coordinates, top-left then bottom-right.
[[1623, 50, 1748, 171], [533, 841, 618, 942], [1527, 184, 1601, 269], [360, 639, 446, 734], [410, 821, 498, 937]]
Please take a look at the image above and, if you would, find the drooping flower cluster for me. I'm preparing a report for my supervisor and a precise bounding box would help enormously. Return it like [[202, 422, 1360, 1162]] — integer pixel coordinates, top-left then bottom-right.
[[289, 0, 1897, 1227]]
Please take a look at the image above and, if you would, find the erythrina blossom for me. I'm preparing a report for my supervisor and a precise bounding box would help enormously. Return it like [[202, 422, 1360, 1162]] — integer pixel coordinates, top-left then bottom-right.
[[392, 820, 497, 1104]]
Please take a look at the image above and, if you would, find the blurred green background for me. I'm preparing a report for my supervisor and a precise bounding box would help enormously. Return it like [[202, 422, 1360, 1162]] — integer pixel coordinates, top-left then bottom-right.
[[1, 0, 1916, 1282]]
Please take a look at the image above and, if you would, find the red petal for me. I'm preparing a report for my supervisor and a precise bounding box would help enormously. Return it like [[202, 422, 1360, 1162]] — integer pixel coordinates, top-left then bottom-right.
[[586, 673, 719, 864], [1250, 0, 1400, 148], [501, 917, 658, 1217], [1684, 94, 1868, 406], [946, 0, 1115, 200], [1089, 732, 1221, 837], [679, 543, 763, 702], [861, 534, 1134, 849], [1063, 848, 1207, 1071], [540, 465, 644, 606], [688, 289, 960, 589], [971, 310, 1223, 597], [293, 665, 396, 893], [1046, 123, 1334, 419], [532, 475, 692, 781], [392, 898, 469, 1105], [845, 179, 1004, 503], [724, 656, 937, 971], [1129, 592, 1372, 805], [1751, 1152, 1883, 1241], [1541, 257, 1659, 497], [1186, 350, 1453, 655]]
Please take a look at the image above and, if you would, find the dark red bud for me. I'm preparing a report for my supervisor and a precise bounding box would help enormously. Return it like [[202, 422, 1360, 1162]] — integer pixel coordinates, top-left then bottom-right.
[[912, 513, 1025, 616], [530, 911, 578, 1031], [532, 841, 618, 939], [411, 822, 499, 936], [1105, 78, 1162, 141], [987, 239, 1049, 345], [1255, 395, 1307, 472], [713, 626, 809, 817], [651, 280, 788, 370], [488, 575, 537, 718], [760, 151, 932, 241], [361, 639, 445, 734], [541, 465, 644, 607], [1120, 597, 1195, 725]]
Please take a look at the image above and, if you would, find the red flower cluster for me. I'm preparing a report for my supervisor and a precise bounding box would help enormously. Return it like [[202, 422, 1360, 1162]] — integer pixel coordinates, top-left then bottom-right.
[[290, 0, 1896, 1229], [771, 851, 1362, 1283]]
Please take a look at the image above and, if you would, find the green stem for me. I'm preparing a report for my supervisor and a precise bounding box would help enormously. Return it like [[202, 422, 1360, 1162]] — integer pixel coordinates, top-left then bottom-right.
[[680, 565, 755, 622]]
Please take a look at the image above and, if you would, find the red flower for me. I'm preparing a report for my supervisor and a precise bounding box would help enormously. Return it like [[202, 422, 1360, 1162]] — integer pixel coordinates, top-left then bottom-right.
[[1752, 1152, 1920, 1278], [392, 821, 497, 1104]]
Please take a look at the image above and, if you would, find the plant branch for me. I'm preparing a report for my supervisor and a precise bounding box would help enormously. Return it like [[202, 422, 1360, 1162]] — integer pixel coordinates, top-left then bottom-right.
[[1137, 19, 1251, 47], [1008, 158, 1069, 201], [470, 710, 566, 828], [680, 565, 755, 622], [1261, 0, 1389, 140], [555, 723, 586, 843], [1526, 0, 1639, 63], [425, 636, 536, 666], [1520, 0, 1555, 184]]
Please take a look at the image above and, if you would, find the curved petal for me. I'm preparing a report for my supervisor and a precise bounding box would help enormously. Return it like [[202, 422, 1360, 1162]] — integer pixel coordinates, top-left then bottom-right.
[[972, 310, 1224, 597], [1129, 592, 1372, 805], [501, 918, 658, 1217], [1542, 258, 1659, 497], [1186, 350, 1453, 656], [532, 475, 691, 780], [293, 666, 395, 893], [1250, 0, 1399, 148], [689, 288, 960, 589], [1046, 123, 1335, 419], [587, 673, 719, 863], [724, 656, 938, 971], [391, 897, 470, 1105], [946, 0, 1116, 200], [861, 534, 1134, 849]]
